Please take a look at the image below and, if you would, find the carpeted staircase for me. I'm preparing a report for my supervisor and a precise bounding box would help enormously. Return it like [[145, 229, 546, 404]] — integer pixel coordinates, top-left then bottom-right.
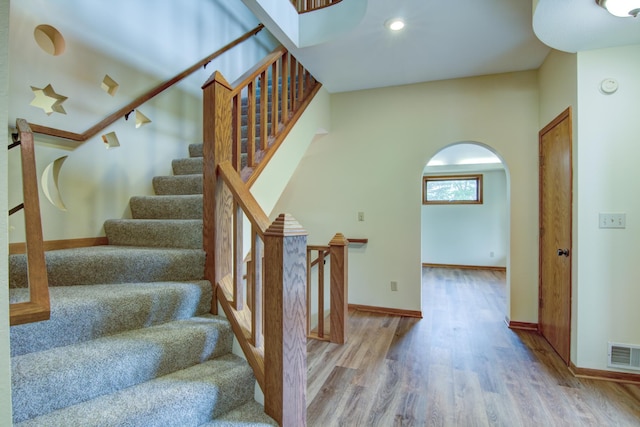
[[8, 141, 277, 426]]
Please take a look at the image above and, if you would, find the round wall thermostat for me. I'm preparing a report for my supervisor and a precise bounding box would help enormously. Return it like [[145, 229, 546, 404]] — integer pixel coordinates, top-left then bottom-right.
[[600, 78, 618, 94]]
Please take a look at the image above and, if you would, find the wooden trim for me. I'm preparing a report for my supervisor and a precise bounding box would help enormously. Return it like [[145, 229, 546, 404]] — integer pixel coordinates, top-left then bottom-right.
[[349, 304, 422, 319], [9, 236, 108, 254], [423, 174, 483, 205], [505, 317, 539, 332], [246, 82, 322, 188], [30, 24, 264, 146], [347, 238, 368, 245], [569, 362, 640, 385], [422, 263, 506, 272]]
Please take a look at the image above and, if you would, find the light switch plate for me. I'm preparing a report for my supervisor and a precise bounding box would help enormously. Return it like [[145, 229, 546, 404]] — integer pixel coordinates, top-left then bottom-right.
[[599, 213, 626, 229]]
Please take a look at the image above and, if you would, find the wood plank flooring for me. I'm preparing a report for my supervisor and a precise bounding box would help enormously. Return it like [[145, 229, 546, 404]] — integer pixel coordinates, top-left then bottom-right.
[[306, 267, 640, 426]]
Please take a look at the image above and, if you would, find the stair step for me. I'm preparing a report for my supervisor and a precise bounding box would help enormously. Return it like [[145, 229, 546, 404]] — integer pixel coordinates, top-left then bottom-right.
[[189, 143, 203, 158], [10, 281, 212, 357], [9, 246, 205, 288], [130, 194, 203, 219], [12, 315, 234, 424], [199, 401, 278, 426], [15, 354, 255, 427], [153, 174, 203, 195], [172, 157, 203, 175], [105, 219, 202, 249]]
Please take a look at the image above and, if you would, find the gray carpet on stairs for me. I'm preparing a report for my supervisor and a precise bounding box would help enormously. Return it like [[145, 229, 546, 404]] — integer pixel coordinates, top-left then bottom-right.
[[10, 281, 212, 357], [10, 139, 274, 425]]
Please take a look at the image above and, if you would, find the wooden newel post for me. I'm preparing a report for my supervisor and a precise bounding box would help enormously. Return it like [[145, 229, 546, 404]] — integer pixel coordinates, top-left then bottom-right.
[[264, 214, 308, 427], [329, 233, 348, 344], [202, 71, 233, 314]]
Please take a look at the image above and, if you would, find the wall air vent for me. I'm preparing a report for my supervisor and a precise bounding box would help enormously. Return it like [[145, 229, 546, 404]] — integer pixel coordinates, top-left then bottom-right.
[[608, 342, 640, 371]]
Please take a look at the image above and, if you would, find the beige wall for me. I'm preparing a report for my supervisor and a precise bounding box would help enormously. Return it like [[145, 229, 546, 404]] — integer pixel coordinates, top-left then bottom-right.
[[273, 71, 540, 321], [574, 44, 640, 371], [1, 0, 13, 422]]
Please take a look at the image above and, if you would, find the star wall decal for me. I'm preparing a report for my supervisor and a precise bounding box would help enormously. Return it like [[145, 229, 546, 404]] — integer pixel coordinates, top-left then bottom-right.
[[30, 84, 68, 115]]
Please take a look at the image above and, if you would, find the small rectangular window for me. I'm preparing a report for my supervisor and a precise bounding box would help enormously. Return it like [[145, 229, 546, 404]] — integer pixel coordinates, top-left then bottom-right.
[[423, 174, 483, 205]]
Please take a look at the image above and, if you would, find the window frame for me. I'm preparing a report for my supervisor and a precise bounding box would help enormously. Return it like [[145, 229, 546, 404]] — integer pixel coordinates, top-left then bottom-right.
[[422, 174, 483, 205]]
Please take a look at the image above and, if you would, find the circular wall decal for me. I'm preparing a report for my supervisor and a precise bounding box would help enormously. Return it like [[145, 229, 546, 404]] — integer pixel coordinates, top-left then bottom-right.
[[34, 25, 66, 56]]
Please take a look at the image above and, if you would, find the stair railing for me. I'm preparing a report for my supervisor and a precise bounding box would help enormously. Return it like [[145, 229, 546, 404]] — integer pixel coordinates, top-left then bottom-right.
[[202, 47, 324, 426], [291, 0, 343, 13], [213, 161, 308, 427], [306, 234, 348, 344], [8, 119, 50, 326], [25, 24, 265, 148], [225, 45, 321, 186]]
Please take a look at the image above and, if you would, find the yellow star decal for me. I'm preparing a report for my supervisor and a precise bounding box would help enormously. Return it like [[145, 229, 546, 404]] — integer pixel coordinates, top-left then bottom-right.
[[30, 84, 68, 115]]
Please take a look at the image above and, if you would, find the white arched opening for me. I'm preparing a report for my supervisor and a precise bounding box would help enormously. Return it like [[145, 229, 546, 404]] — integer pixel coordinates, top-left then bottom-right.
[[420, 141, 511, 313]]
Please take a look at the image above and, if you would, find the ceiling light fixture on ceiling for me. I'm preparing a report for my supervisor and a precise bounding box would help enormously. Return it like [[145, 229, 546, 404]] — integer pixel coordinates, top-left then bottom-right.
[[385, 18, 405, 31], [596, 0, 640, 17]]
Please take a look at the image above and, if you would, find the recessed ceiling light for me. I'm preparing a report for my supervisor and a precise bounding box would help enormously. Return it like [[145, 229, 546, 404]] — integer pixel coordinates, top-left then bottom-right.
[[385, 18, 405, 31]]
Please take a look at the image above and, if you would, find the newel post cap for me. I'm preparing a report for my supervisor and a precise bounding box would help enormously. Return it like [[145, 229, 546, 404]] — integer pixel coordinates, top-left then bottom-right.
[[202, 71, 232, 91], [264, 213, 308, 237], [329, 233, 348, 246]]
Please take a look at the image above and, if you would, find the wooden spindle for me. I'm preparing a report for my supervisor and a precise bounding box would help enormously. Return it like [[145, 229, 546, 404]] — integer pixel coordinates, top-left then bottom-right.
[[264, 214, 307, 427], [271, 61, 279, 137], [232, 94, 242, 171], [260, 70, 268, 151], [317, 250, 325, 338], [306, 248, 312, 336], [233, 202, 244, 310], [252, 227, 263, 348], [281, 54, 289, 124], [247, 81, 256, 167]]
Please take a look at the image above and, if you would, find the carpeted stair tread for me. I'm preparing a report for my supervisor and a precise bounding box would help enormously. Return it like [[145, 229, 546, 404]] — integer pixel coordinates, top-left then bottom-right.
[[172, 157, 203, 175], [15, 354, 255, 427], [198, 401, 278, 426], [9, 246, 204, 288], [12, 315, 233, 424], [105, 219, 203, 249], [10, 281, 212, 357], [153, 174, 203, 195], [130, 194, 203, 219]]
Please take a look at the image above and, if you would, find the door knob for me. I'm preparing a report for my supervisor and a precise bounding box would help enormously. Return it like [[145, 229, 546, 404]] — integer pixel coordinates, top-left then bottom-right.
[[557, 248, 570, 257]]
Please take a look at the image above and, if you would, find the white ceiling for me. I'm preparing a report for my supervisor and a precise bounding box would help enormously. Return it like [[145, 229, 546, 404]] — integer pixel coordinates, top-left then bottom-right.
[[246, 0, 640, 94]]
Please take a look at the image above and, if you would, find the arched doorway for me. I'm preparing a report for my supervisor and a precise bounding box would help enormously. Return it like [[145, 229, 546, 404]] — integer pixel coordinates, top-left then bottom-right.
[[421, 141, 511, 314]]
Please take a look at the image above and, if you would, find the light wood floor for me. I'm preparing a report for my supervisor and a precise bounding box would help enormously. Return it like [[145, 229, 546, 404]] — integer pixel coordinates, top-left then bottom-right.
[[306, 267, 640, 426]]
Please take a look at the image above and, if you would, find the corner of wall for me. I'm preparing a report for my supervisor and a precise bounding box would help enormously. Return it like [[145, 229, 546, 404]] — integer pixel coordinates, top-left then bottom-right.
[[1, 0, 14, 422]]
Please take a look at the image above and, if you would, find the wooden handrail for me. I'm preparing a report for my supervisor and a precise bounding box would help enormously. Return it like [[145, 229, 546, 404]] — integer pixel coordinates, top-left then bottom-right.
[[217, 161, 270, 236], [291, 0, 343, 13], [28, 24, 264, 145], [9, 119, 50, 326]]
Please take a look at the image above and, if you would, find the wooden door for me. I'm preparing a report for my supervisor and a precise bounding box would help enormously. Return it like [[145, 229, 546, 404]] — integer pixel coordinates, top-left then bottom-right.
[[539, 107, 572, 365]]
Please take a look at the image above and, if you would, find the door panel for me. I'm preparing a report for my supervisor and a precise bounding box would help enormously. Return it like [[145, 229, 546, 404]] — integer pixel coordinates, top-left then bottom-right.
[[539, 108, 572, 365]]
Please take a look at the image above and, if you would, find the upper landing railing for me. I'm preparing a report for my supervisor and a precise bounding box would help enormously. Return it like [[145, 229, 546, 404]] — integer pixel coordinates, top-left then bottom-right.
[[291, 0, 343, 13]]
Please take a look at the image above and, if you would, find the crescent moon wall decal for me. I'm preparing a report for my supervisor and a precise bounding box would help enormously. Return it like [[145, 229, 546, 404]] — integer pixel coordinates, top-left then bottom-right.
[[41, 155, 68, 211]]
